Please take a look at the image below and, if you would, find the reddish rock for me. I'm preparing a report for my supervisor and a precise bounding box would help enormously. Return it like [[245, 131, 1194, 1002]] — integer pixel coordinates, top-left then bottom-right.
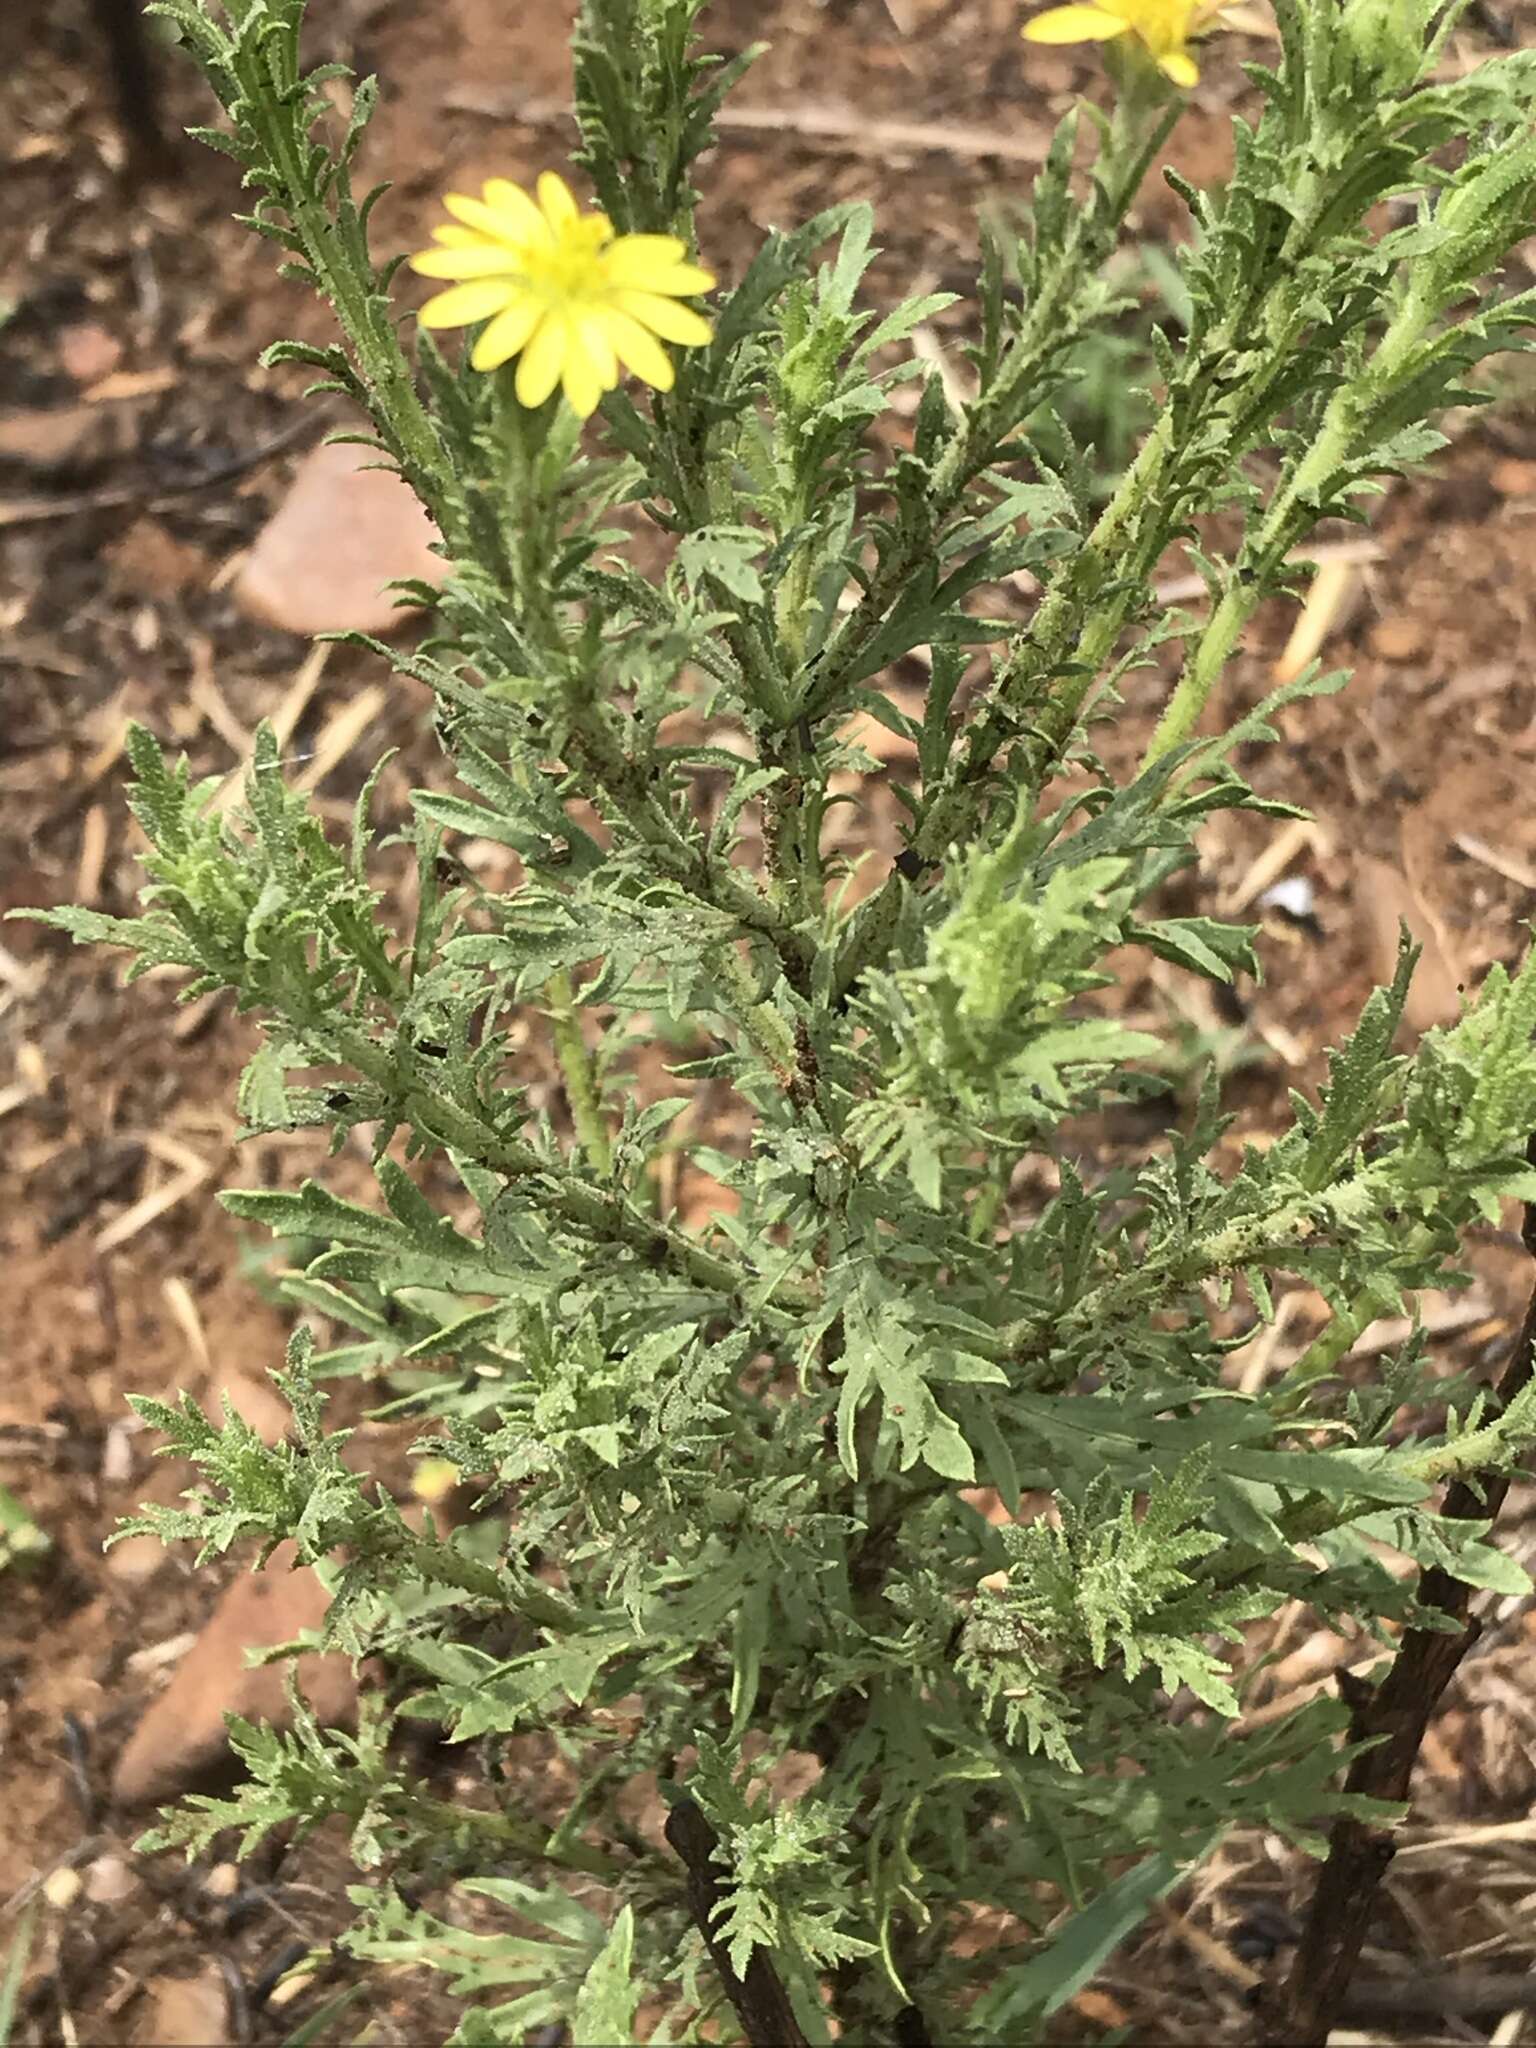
[[111, 1542, 356, 1808], [136, 1967, 230, 2047], [1491, 456, 1536, 498], [235, 438, 450, 637], [57, 322, 125, 385], [83, 1853, 136, 1904], [1366, 616, 1427, 664]]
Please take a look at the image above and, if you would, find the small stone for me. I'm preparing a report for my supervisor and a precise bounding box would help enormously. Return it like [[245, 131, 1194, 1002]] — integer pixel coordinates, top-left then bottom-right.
[[110, 1541, 357, 1809], [100, 1423, 135, 1486], [84, 1853, 136, 1904], [1367, 616, 1426, 663], [235, 439, 450, 637], [1491, 456, 1536, 498], [137, 1967, 230, 2048], [1258, 874, 1317, 923], [43, 1866, 83, 1910], [105, 1532, 168, 1585], [202, 1861, 240, 1899], [57, 322, 125, 384]]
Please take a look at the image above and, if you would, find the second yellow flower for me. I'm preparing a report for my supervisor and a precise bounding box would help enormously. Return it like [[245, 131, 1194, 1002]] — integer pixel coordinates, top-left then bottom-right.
[[1021, 0, 1227, 88]]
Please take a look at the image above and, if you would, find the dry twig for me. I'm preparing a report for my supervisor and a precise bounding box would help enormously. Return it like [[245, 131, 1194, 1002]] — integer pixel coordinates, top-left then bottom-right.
[[445, 87, 1054, 166], [664, 1798, 809, 2048], [1261, 1138, 1536, 2045], [0, 408, 323, 530]]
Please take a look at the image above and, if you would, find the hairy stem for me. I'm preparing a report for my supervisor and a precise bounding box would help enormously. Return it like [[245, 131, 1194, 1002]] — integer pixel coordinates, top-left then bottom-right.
[[546, 969, 614, 1175]]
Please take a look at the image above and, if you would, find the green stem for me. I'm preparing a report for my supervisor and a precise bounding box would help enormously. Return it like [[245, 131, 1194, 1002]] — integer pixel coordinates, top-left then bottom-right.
[[803, 98, 1180, 730], [994, 1196, 1324, 1375], [331, 1025, 811, 1307], [397, 1793, 624, 1881], [712, 943, 806, 1100], [829, 410, 1182, 1004], [259, 107, 446, 501], [1275, 1285, 1395, 1408], [546, 970, 614, 1175], [1141, 285, 1434, 770]]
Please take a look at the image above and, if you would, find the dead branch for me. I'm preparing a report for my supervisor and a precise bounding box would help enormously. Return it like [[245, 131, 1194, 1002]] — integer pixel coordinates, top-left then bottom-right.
[[1261, 1137, 1536, 2046], [444, 87, 1053, 167], [664, 1796, 811, 2048]]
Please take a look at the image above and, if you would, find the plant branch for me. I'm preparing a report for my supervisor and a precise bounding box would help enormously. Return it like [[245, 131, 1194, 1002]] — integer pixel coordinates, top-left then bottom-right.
[[545, 969, 614, 1174], [1260, 1149, 1536, 2047], [664, 1797, 811, 2048], [330, 1025, 813, 1308]]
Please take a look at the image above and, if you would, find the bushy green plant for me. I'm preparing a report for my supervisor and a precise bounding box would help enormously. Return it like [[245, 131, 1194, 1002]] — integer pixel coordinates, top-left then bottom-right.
[[30, 0, 1536, 2037]]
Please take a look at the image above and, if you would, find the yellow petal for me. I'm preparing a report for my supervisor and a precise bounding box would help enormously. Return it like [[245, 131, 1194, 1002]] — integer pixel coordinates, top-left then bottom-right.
[[411, 244, 525, 280], [1158, 47, 1199, 84], [480, 177, 549, 244], [1022, 4, 1129, 40], [418, 279, 518, 329], [597, 308, 675, 392], [611, 290, 713, 347], [537, 170, 580, 232], [470, 295, 543, 371], [561, 330, 607, 419], [443, 190, 521, 241], [575, 311, 618, 390], [432, 224, 483, 248], [600, 234, 688, 283], [515, 313, 567, 408], [609, 258, 716, 298]]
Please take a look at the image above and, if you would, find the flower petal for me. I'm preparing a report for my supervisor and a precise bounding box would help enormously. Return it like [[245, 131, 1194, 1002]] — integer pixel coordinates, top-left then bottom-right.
[[611, 290, 713, 347], [1021, 4, 1129, 40], [443, 190, 523, 241], [575, 312, 618, 390], [411, 244, 526, 280], [597, 309, 675, 392], [418, 279, 518, 329], [610, 258, 716, 298], [480, 177, 550, 244], [561, 327, 608, 419], [470, 295, 544, 371], [431, 224, 484, 248], [599, 234, 688, 283], [537, 170, 580, 233], [1158, 47, 1200, 84], [514, 312, 567, 408]]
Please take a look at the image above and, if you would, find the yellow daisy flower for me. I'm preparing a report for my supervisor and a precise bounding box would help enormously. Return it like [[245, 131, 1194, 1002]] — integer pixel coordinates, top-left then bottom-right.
[[409, 171, 715, 418], [411, 1458, 461, 1506], [1021, 0, 1227, 87]]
